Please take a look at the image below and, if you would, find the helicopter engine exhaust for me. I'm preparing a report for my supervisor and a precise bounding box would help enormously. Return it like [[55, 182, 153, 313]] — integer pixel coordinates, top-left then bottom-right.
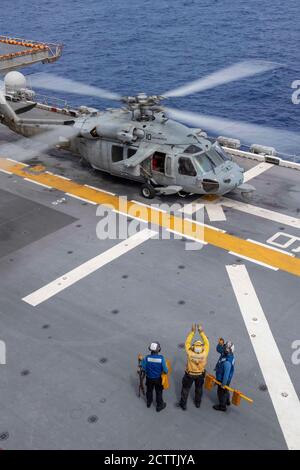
[[94, 122, 144, 143]]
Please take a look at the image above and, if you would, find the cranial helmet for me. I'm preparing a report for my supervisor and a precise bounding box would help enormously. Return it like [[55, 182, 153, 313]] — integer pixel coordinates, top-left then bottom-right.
[[193, 340, 204, 353], [149, 342, 161, 353], [224, 341, 235, 354]]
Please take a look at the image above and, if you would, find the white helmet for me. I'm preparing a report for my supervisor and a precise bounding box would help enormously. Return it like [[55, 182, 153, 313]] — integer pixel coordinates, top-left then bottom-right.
[[224, 341, 235, 354], [149, 342, 161, 353]]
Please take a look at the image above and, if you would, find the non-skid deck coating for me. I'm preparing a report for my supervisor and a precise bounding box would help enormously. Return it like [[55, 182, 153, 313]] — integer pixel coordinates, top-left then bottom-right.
[[0, 126, 299, 450]]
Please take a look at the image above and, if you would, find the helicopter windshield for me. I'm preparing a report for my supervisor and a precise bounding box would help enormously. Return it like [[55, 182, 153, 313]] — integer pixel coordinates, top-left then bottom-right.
[[209, 143, 232, 163], [193, 143, 231, 174], [193, 154, 214, 173]]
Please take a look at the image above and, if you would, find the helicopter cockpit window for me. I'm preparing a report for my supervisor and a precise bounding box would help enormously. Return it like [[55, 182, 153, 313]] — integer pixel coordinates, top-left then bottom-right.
[[206, 146, 227, 166], [178, 157, 197, 177], [214, 144, 231, 161], [193, 154, 214, 173], [112, 145, 124, 162], [183, 144, 202, 154], [152, 152, 166, 173], [127, 148, 137, 159]]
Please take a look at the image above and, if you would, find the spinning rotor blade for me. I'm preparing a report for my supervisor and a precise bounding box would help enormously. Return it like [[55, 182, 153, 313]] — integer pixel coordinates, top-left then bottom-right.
[[163, 60, 278, 98], [166, 107, 300, 154], [29, 73, 121, 101], [0, 125, 79, 162]]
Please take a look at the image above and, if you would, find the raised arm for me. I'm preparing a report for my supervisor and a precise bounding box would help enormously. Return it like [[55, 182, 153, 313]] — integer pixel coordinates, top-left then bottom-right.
[[198, 325, 210, 355], [185, 324, 196, 353]]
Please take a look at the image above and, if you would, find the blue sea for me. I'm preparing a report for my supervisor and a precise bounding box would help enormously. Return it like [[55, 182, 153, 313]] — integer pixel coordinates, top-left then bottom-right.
[[0, 0, 300, 155]]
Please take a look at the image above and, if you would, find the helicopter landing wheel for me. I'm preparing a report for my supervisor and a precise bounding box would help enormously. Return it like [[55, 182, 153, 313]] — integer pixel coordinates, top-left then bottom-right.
[[141, 183, 156, 199]]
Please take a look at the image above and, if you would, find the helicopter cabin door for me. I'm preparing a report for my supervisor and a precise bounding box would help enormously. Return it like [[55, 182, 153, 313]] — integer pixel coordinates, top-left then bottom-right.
[[151, 151, 174, 185], [175, 156, 198, 192]]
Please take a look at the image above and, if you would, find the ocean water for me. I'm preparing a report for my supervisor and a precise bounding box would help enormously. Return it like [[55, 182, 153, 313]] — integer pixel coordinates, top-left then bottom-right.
[[0, 0, 300, 155]]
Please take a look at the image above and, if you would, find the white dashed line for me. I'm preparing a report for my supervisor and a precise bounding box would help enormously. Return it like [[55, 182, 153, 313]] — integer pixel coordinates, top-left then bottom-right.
[[84, 184, 116, 196], [131, 200, 168, 213], [246, 238, 295, 257], [185, 218, 226, 233], [228, 252, 278, 270], [23, 178, 52, 189], [166, 229, 208, 245], [57, 175, 71, 181], [65, 193, 97, 205]]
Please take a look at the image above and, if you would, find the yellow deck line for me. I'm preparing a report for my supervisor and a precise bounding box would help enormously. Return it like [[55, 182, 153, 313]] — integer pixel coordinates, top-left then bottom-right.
[[1, 158, 300, 277]]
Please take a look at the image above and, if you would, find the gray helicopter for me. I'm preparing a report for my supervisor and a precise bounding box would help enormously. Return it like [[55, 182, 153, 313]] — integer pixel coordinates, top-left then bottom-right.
[[1, 60, 298, 199]]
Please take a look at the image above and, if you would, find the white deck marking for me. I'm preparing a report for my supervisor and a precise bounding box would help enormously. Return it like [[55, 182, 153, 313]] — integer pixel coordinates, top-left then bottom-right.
[[185, 217, 226, 233], [267, 232, 300, 253], [228, 252, 278, 270], [22, 229, 156, 307], [178, 162, 273, 219], [0, 168, 12, 175], [113, 209, 148, 224], [23, 178, 52, 189], [65, 193, 97, 205], [131, 200, 167, 213], [166, 229, 207, 245], [243, 162, 273, 182], [84, 184, 115, 196], [56, 175, 71, 181], [221, 197, 300, 229], [226, 264, 300, 450], [246, 238, 295, 257], [178, 202, 204, 215], [205, 201, 227, 221]]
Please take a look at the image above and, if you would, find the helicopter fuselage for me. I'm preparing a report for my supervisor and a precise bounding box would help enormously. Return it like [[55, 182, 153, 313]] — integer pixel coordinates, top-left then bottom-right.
[[69, 107, 245, 196], [1, 97, 245, 197]]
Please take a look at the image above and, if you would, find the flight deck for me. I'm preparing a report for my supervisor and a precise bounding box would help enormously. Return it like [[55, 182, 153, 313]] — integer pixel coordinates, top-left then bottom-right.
[[0, 124, 299, 450]]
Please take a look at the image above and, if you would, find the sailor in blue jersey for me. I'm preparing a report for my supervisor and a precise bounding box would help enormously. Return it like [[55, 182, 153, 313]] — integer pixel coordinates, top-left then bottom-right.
[[141, 342, 168, 412], [213, 338, 235, 412]]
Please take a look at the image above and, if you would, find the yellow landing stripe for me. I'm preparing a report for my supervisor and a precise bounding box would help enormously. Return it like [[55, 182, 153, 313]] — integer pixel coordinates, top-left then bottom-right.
[[1, 158, 300, 277]]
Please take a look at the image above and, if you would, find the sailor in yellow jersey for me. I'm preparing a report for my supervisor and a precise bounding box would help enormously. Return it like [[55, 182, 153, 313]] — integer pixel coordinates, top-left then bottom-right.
[[179, 324, 210, 410]]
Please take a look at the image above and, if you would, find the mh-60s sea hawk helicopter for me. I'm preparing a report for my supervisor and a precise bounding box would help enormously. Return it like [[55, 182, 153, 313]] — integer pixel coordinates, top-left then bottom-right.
[[1, 60, 299, 199]]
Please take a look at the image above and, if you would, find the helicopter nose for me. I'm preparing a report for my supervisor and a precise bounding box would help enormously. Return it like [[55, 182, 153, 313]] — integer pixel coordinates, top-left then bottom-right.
[[217, 169, 244, 194]]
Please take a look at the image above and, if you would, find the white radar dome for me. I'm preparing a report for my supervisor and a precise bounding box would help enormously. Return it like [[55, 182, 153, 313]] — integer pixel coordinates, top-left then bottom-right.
[[4, 71, 27, 92]]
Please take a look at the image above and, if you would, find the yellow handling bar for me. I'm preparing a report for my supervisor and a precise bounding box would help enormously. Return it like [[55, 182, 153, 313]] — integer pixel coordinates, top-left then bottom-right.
[[205, 373, 253, 404]]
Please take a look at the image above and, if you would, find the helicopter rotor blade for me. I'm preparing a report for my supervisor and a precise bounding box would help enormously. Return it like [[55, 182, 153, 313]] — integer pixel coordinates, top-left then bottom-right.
[[29, 73, 121, 101], [0, 125, 79, 162], [163, 60, 279, 98], [165, 107, 300, 154]]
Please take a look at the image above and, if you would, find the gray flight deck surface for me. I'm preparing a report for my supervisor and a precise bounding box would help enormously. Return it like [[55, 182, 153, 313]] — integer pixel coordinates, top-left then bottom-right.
[[0, 124, 299, 450]]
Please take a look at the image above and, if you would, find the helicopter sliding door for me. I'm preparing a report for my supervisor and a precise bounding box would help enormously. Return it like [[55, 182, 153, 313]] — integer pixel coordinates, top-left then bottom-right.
[[108, 142, 141, 180], [87, 139, 110, 172], [151, 152, 175, 186]]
